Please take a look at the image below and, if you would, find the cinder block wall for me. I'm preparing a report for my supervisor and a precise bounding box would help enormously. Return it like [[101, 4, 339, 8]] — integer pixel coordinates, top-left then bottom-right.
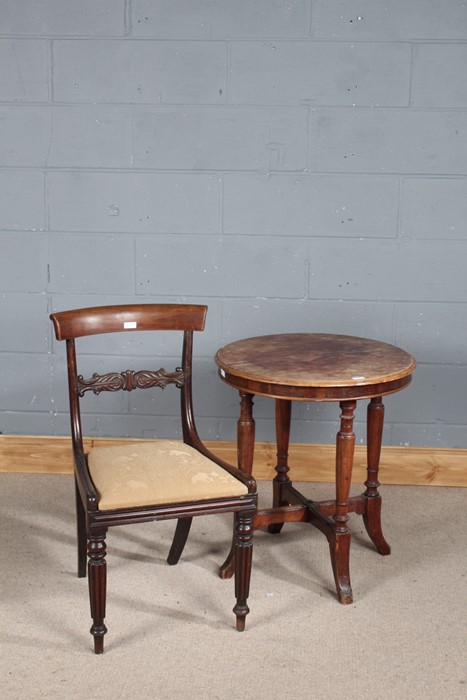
[[1, 1, 466, 447]]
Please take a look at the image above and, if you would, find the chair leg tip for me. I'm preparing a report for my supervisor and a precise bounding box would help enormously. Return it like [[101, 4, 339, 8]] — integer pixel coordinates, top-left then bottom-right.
[[93, 638, 104, 654], [234, 603, 249, 631], [91, 624, 107, 654], [337, 591, 353, 605], [236, 617, 245, 632]]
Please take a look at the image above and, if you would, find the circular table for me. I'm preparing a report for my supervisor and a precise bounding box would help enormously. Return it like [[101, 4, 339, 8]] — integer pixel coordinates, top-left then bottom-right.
[[215, 333, 416, 604]]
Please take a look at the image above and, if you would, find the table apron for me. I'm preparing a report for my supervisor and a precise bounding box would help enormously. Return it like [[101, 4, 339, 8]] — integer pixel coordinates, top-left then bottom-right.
[[218, 372, 412, 401]]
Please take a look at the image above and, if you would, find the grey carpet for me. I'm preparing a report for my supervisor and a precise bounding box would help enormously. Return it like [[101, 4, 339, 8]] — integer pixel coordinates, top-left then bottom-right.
[[1, 474, 466, 699]]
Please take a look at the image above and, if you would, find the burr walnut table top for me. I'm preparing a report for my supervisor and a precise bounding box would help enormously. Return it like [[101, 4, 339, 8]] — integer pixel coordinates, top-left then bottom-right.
[[215, 333, 416, 402]]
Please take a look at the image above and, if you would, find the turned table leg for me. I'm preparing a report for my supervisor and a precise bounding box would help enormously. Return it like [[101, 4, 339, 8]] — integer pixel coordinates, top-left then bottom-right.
[[268, 399, 292, 535], [330, 400, 356, 605], [237, 392, 256, 476], [363, 396, 391, 555], [219, 392, 255, 579]]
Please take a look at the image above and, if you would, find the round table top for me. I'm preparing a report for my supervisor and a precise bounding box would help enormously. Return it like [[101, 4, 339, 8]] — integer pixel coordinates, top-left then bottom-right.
[[215, 333, 416, 401]]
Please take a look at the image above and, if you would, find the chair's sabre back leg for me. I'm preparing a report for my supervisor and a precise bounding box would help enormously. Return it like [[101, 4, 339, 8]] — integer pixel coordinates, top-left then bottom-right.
[[167, 517, 193, 565]]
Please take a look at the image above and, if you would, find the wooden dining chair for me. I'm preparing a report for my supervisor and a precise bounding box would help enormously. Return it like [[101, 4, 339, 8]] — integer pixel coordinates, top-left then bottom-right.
[[50, 304, 257, 654]]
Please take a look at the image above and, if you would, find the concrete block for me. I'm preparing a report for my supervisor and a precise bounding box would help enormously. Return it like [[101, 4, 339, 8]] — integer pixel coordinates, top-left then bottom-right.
[[220, 413, 379, 444], [231, 41, 410, 106], [131, 0, 311, 37], [311, 108, 467, 175], [0, 40, 49, 102], [223, 174, 399, 237], [395, 303, 467, 365], [81, 414, 185, 440], [0, 171, 45, 231], [76, 410, 215, 439], [52, 413, 218, 440], [0, 411, 58, 436], [384, 365, 467, 425], [133, 106, 308, 171], [401, 178, 467, 239], [1, 0, 125, 36], [217, 415, 369, 445], [392, 423, 467, 449], [175, 418, 220, 439], [48, 234, 135, 294], [307, 239, 467, 302], [47, 172, 219, 233], [221, 299, 395, 345], [53, 40, 226, 104], [295, 400, 367, 425], [0, 107, 51, 167], [312, 0, 467, 40], [136, 235, 307, 298], [291, 418, 368, 445], [0, 234, 48, 291], [47, 106, 132, 168], [0, 294, 49, 352], [413, 44, 467, 109], [0, 410, 216, 440], [0, 353, 51, 412], [49, 411, 86, 437]]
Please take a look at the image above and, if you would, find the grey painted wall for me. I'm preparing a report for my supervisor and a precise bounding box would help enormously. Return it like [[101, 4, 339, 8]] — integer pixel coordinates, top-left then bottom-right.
[[1, 1, 466, 448]]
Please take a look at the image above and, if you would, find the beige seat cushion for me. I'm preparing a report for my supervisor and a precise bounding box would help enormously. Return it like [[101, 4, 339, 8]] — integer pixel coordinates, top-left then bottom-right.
[[87, 440, 248, 511]]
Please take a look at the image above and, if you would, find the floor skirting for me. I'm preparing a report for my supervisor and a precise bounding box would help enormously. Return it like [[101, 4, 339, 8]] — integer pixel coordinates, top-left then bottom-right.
[[0, 435, 465, 487]]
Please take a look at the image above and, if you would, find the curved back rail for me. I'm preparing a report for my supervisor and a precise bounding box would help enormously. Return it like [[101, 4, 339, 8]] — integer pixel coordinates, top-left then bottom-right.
[[51, 304, 207, 340]]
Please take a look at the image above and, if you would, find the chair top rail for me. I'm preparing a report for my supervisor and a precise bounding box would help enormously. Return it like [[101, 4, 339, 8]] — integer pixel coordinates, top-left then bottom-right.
[[51, 304, 207, 340]]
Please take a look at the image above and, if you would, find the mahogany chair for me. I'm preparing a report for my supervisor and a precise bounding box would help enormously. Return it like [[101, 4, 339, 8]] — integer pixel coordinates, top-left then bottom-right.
[[50, 304, 257, 654]]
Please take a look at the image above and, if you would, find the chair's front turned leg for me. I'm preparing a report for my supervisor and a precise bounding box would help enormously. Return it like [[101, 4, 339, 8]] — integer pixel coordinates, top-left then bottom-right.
[[88, 530, 108, 654], [233, 510, 254, 631], [219, 392, 255, 580]]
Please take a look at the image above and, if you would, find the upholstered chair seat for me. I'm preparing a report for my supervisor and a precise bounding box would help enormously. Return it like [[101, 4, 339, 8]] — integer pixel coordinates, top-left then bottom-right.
[[88, 441, 248, 511]]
